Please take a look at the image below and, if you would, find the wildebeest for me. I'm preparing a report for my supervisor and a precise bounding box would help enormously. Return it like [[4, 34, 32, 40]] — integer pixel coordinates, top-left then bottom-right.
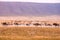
[[1, 22, 9, 25], [33, 23, 41, 26], [44, 23, 52, 26], [53, 23, 59, 26]]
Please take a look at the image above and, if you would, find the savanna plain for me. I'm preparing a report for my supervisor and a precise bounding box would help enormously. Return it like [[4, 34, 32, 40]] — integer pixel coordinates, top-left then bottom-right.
[[0, 27, 60, 40]]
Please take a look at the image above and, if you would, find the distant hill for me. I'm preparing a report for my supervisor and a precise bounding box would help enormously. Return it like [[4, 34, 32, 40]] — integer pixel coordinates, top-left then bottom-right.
[[0, 2, 60, 16]]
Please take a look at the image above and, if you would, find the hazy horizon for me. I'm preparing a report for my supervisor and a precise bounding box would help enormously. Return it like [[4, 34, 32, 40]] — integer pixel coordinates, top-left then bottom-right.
[[0, 2, 60, 16]]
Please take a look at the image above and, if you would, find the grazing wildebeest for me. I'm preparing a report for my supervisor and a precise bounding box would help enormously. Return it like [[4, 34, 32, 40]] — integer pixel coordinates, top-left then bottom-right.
[[44, 23, 52, 26], [26, 24, 30, 26], [1, 22, 8, 25], [33, 23, 41, 26], [53, 23, 59, 27], [14, 22, 19, 25]]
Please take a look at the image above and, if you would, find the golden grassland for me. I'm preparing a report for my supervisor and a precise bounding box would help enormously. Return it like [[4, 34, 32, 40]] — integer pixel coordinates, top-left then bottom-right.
[[0, 27, 60, 40]]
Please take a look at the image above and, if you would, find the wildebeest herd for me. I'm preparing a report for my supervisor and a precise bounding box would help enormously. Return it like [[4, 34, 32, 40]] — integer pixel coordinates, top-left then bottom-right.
[[0, 20, 60, 27]]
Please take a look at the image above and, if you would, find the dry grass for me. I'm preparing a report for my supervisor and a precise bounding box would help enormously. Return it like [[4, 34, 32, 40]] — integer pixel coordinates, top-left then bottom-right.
[[0, 27, 60, 40]]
